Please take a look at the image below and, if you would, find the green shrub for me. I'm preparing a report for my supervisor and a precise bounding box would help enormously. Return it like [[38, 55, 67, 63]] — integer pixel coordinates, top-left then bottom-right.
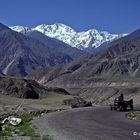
[[42, 135, 52, 140], [19, 113, 32, 124]]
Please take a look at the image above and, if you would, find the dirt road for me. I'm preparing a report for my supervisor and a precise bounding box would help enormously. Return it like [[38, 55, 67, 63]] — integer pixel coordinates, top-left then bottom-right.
[[32, 106, 140, 140]]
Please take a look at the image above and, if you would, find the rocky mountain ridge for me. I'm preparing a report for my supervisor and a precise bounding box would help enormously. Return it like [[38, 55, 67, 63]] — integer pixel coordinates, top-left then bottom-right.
[[0, 22, 87, 77]]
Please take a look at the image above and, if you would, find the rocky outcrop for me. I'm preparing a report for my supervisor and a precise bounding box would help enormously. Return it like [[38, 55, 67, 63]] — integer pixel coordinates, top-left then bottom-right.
[[63, 97, 92, 108], [0, 76, 70, 99]]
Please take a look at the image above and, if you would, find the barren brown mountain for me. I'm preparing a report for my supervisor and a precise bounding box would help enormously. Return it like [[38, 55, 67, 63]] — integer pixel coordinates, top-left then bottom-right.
[[29, 29, 140, 104]]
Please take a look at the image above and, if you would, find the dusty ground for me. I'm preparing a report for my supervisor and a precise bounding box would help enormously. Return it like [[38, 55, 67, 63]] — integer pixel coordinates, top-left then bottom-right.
[[0, 94, 76, 140], [0, 94, 75, 115], [1, 92, 140, 140]]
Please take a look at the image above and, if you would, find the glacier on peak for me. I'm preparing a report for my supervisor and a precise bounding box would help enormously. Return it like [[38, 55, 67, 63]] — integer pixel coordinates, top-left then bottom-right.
[[10, 23, 127, 50], [10, 25, 32, 33]]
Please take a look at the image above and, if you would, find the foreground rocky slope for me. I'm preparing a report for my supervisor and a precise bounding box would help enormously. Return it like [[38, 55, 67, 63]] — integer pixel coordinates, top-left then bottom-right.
[[0, 76, 70, 99], [29, 28, 140, 104]]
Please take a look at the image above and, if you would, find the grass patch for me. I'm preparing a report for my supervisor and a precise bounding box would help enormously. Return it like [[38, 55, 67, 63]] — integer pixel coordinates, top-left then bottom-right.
[[18, 113, 38, 138], [42, 135, 52, 140], [18, 123, 35, 136], [127, 111, 140, 120], [0, 124, 15, 139], [19, 113, 32, 123], [0, 125, 10, 137], [0, 113, 52, 140]]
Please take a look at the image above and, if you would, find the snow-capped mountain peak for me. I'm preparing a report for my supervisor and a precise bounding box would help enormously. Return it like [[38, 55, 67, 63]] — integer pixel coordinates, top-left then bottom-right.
[[34, 23, 76, 36], [10, 23, 127, 50], [10, 25, 32, 33]]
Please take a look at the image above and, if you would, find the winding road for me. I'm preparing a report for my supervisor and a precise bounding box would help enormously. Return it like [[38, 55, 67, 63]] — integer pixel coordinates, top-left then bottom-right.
[[32, 106, 140, 140]]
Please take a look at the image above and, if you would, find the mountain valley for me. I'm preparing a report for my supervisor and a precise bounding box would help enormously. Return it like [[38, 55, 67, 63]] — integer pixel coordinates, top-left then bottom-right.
[[0, 22, 140, 104]]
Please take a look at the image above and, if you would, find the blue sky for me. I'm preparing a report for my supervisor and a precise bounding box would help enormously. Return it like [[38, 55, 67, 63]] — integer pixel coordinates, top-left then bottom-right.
[[0, 0, 140, 33]]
